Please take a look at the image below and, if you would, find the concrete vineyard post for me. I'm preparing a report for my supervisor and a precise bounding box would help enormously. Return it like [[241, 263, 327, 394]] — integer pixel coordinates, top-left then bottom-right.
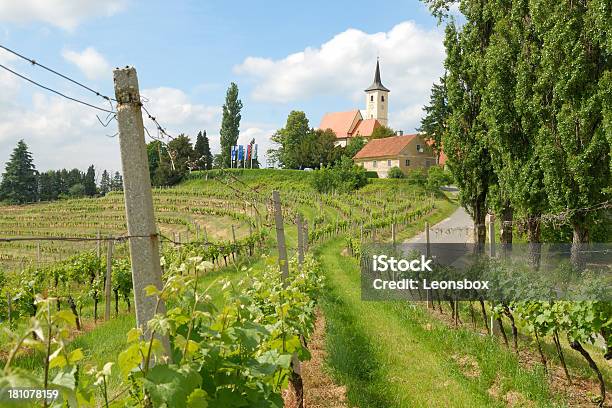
[[297, 214, 304, 266], [105, 239, 113, 321], [272, 191, 289, 281], [303, 221, 309, 254], [113, 66, 169, 358]]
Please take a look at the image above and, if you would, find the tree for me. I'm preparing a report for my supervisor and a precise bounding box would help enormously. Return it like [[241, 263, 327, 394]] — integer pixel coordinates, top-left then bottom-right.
[[84, 165, 97, 197], [194, 131, 213, 170], [388, 166, 404, 179], [529, 0, 611, 266], [68, 183, 85, 198], [419, 76, 448, 156], [220, 83, 243, 168], [0, 140, 38, 204], [343, 137, 367, 160], [111, 172, 123, 191], [167, 134, 194, 175], [433, 3, 496, 246], [370, 125, 396, 139], [99, 170, 111, 195], [270, 111, 312, 169]]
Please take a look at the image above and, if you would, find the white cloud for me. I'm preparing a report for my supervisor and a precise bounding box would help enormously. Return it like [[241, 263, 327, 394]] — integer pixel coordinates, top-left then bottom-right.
[[0, 0, 127, 30], [235, 20, 445, 132], [0, 87, 220, 174], [62, 47, 112, 80]]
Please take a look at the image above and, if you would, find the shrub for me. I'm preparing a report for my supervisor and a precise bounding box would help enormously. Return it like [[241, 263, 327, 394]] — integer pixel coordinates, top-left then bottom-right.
[[387, 166, 404, 179], [406, 169, 427, 187], [310, 157, 368, 193], [426, 166, 453, 191], [364, 171, 379, 178]]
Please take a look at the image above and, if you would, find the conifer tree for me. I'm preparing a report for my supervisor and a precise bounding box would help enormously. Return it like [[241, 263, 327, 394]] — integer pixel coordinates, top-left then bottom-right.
[[0, 140, 38, 204]]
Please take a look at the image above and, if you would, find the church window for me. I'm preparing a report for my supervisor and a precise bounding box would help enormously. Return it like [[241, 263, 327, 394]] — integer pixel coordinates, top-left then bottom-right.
[[381, 95, 385, 102], [370, 95, 374, 102]]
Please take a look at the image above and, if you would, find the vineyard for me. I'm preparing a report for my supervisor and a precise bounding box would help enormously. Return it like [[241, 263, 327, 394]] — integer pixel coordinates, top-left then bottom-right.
[[0, 169, 609, 406], [0, 169, 449, 407]]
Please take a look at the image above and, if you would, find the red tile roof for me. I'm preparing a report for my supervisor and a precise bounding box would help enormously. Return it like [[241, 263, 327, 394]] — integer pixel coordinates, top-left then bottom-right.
[[319, 110, 361, 138], [353, 118, 380, 137], [353, 134, 417, 159]]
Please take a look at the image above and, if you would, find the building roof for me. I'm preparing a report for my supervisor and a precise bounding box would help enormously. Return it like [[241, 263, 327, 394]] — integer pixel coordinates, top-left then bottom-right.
[[319, 110, 362, 138], [353, 118, 381, 137], [364, 60, 390, 92], [353, 134, 417, 159]]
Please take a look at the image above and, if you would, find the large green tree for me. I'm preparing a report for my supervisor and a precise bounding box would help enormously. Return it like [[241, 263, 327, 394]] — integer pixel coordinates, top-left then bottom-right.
[[370, 125, 396, 139], [270, 111, 311, 169], [84, 165, 97, 197], [530, 0, 611, 263], [0, 140, 38, 204], [437, 4, 496, 245], [167, 134, 194, 175], [99, 170, 111, 195], [220, 83, 243, 168]]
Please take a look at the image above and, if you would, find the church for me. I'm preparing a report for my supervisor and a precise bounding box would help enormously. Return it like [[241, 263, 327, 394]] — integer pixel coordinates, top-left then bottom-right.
[[318, 59, 390, 147], [318, 60, 443, 177]]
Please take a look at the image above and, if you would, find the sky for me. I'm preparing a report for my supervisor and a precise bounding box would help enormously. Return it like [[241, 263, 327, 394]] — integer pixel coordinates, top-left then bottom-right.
[[0, 0, 454, 175]]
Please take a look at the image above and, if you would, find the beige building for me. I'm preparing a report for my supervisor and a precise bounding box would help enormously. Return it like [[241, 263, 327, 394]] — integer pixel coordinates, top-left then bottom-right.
[[353, 134, 438, 178]]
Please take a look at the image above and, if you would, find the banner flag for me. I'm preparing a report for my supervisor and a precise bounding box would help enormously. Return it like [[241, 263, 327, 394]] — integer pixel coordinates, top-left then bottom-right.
[[231, 146, 236, 161], [254, 144, 258, 160], [247, 144, 252, 161], [238, 145, 244, 161]]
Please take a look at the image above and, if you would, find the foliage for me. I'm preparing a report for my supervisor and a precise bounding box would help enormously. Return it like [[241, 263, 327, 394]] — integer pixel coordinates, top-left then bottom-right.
[[83, 165, 97, 197], [369, 125, 396, 139], [419, 76, 448, 153], [99, 170, 111, 196], [343, 137, 367, 160], [193, 131, 213, 171], [111, 172, 123, 192], [426, 166, 453, 190], [387, 166, 404, 179], [0, 140, 38, 204], [220, 83, 243, 168], [311, 157, 368, 193], [0, 252, 322, 407], [405, 169, 427, 187]]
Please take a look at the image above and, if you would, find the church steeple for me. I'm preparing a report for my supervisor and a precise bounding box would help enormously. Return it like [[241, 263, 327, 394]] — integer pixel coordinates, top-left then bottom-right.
[[364, 59, 390, 126], [365, 59, 390, 92]]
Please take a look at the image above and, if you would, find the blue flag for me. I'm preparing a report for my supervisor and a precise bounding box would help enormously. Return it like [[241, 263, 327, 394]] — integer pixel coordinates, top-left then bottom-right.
[[231, 146, 236, 160], [238, 145, 244, 161]]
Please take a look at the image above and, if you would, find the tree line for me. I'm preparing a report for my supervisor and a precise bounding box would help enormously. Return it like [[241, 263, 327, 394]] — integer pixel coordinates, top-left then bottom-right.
[[420, 0, 610, 262], [0, 140, 124, 204]]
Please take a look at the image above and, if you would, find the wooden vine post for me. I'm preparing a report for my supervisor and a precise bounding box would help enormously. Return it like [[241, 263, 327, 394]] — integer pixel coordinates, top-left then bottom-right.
[[104, 239, 113, 321], [296, 214, 304, 266], [113, 66, 170, 359], [271, 190, 303, 407]]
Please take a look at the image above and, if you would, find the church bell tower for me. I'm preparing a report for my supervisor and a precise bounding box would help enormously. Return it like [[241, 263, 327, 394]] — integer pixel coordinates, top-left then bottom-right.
[[365, 59, 390, 126]]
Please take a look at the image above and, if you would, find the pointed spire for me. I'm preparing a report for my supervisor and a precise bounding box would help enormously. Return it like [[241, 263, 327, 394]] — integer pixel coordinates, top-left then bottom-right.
[[365, 59, 390, 92]]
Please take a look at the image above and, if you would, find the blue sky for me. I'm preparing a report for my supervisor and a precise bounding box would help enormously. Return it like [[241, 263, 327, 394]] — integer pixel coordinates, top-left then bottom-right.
[[0, 0, 450, 173]]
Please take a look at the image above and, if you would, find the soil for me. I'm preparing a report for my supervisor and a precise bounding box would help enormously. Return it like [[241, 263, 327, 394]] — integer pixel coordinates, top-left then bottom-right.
[[283, 309, 349, 408]]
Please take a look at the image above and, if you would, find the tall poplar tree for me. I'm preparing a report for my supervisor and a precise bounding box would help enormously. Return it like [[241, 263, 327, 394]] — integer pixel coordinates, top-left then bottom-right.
[[531, 0, 610, 264], [84, 165, 97, 197], [438, 3, 495, 246], [0, 140, 38, 204], [220, 83, 243, 168]]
